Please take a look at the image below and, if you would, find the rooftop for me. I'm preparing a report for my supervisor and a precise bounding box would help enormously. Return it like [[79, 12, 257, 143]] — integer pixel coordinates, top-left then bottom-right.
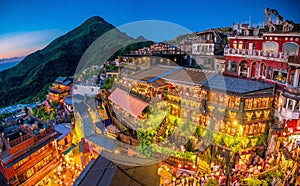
[[64, 95, 82, 106], [54, 76, 73, 86], [55, 123, 71, 142], [129, 65, 217, 86], [108, 88, 148, 118], [74, 151, 159, 186], [202, 75, 275, 94]]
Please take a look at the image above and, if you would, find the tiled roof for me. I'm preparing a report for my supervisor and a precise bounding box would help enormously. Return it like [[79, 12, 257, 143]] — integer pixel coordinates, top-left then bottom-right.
[[202, 75, 274, 94], [55, 76, 67, 83]]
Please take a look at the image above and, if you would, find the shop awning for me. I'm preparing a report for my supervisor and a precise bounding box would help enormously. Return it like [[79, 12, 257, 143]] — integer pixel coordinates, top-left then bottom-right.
[[108, 88, 149, 118]]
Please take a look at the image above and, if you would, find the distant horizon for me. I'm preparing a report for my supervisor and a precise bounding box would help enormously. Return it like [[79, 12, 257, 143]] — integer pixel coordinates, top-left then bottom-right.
[[0, 56, 25, 61], [1, 0, 299, 58]]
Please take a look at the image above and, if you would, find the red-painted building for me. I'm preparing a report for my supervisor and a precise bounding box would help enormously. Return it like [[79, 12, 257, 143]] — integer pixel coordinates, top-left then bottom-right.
[[224, 32, 300, 134], [0, 120, 61, 185]]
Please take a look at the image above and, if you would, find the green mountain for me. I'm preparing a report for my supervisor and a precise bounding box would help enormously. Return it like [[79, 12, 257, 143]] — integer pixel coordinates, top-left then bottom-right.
[[0, 16, 152, 107]]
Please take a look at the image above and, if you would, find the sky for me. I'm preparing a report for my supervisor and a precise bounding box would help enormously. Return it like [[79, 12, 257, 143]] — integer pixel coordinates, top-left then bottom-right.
[[0, 0, 300, 58]]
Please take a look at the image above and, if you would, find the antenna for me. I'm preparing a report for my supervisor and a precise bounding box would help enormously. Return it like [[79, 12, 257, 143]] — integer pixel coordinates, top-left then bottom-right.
[[249, 16, 252, 27]]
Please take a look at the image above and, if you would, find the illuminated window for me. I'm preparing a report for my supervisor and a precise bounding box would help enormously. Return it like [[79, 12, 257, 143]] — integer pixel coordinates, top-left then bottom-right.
[[233, 41, 237, 49], [19, 167, 35, 183], [243, 125, 249, 136], [245, 98, 253, 110], [249, 125, 254, 135], [273, 69, 288, 84], [238, 41, 243, 50], [15, 156, 30, 169]]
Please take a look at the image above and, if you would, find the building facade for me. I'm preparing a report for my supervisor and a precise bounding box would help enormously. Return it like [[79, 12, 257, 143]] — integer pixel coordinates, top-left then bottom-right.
[[106, 64, 275, 160], [48, 76, 73, 104], [224, 30, 300, 135], [191, 30, 227, 70], [0, 120, 60, 185]]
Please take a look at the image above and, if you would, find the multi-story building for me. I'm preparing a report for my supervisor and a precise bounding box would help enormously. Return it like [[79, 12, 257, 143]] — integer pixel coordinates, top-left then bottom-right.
[[119, 42, 195, 67], [107, 64, 275, 161], [0, 119, 61, 185], [48, 76, 73, 104], [201, 75, 275, 157], [191, 30, 228, 70], [223, 8, 300, 135]]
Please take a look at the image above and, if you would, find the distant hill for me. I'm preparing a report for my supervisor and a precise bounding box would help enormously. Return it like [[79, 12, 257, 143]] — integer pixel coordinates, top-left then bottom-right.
[[0, 57, 25, 72], [0, 56, 25, 63], [0, 16, 152, 106]]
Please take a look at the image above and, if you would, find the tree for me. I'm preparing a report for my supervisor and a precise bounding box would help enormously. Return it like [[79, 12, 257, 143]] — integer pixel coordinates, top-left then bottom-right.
[[243, 177, 267, 186]]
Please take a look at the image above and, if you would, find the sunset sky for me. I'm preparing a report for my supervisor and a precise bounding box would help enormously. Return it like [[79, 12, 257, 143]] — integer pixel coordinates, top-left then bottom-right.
[[0, 0, 299, 58]]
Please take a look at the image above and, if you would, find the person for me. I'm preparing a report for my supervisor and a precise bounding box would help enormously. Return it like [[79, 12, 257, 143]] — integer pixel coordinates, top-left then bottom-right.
[[232, 178, 240, 186], [279, 141, 284, 149]]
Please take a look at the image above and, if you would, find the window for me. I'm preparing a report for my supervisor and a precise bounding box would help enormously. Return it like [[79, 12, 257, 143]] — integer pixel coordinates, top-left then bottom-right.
[[245, 98, 253, 110], [227, 96, 239, 109], [243, 125, 249, 136], [283, 42, 299, 56], [249, 43, 253, 50], [262, 41, 279, 53], [238, 41, 243, 50], [239, 61, 248, 77], [226, 61, 231, 72], [19, 167, 35, 183], [35, 154, 53, 172], [273, 69, 288, 84], [267, 66, 272, 79], [289, 69, 295, 85], [231, 61, 237, 72], [15, 157, 30, 169], [225, 61, 237, 73], [261, 63, 267, 77], [233, 41, 237, 49]]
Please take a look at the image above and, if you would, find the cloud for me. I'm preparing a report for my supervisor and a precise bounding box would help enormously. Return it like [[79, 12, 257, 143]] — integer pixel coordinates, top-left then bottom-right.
[[0, 30, 63, 58]]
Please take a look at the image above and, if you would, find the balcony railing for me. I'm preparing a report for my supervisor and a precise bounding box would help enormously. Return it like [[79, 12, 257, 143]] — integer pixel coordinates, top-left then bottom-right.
[[5, 134, 32, 148], [224, 48, 289, 62], [288, 56, 300, 65], [285, 84, 300, 95]]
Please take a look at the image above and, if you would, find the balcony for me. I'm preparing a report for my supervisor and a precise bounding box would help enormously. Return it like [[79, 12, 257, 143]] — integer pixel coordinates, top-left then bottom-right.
[[224, 48, 289, 62], [285, 84, 300, 95], [279, 107, 300, 120], [288, 56, 300, 66]]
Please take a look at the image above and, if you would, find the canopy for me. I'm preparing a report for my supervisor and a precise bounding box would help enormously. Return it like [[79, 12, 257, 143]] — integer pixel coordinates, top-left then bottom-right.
[[108, 88, 148, 118]]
